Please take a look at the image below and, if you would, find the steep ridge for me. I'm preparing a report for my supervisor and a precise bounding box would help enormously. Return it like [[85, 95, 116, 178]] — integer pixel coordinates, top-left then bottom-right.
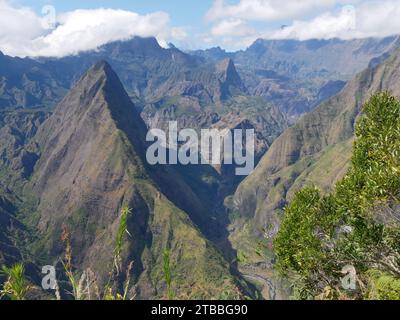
[[26, 61, 242, 299], [230, 48, 400, 262], [216, 58, 246, 99]]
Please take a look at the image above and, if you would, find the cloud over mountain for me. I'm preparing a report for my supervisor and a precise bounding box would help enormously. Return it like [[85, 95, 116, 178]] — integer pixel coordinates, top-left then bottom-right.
[[206, 0, 348, 22], [0, 1, 172, 57], [2, 0, 400, 55], [205, 0, 400, 49], [266, 1, 400, 40]]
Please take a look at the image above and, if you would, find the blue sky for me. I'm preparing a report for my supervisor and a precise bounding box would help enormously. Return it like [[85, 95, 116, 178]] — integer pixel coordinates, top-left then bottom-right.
[[16, 0, 214, 28], [1, 0, 400, 57], [15, 0, 326, 40]]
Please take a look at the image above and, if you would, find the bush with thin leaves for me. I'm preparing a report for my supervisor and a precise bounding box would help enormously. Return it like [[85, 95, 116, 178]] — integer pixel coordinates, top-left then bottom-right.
[[0, 263, 32, 300]]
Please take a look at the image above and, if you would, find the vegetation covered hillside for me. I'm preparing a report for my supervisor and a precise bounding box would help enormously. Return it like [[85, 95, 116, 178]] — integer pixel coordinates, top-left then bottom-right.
[[275, 92, 400, 299], [0, 61, 247, 300], [231, 49, 400, 262]]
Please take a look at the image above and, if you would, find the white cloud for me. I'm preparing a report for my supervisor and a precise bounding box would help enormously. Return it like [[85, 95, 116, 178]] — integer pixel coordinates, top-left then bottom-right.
[[266, 1, 400, 41], [204, 0, 400, 50], [0, 1, 172, 57], [207, 18, 259, 50], [2, 0, 400, 55], [170, 27, 189, 41], [206, 0, 354, 22], [268, 5, 357, 40], [0, 1, 45, 55], [352, 0, 400, 38], [211, 19, 256, 37]]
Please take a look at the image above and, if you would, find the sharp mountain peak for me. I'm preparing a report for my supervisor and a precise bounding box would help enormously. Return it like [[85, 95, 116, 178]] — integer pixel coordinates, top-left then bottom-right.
[[35, 60, 148, 172], [53, 60, 142, 122], [216, 58, 236, 73], [216, 58, 243, 88]]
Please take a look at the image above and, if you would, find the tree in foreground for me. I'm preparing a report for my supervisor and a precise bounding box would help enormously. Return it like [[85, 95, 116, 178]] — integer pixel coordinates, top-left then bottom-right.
[[274, 92, 400, 299]]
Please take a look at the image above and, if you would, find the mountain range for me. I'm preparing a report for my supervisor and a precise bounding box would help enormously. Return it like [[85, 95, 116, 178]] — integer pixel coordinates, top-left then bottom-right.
[[1, 35, 400, 299], [0, 61, 248, 299]]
